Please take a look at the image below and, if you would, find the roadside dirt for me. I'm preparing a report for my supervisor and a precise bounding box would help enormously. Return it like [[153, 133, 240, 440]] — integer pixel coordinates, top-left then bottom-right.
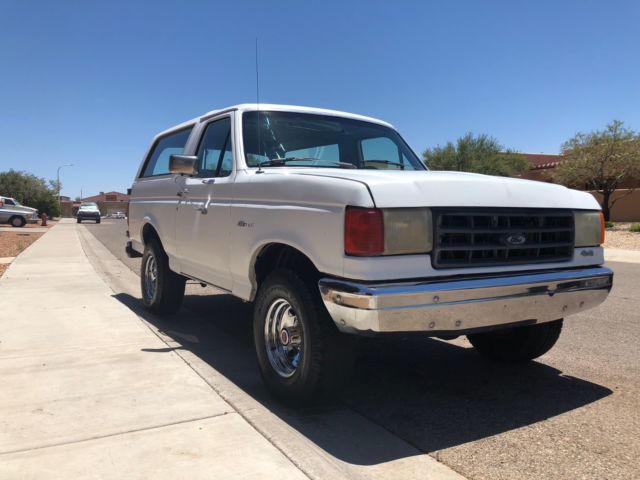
[[0, 231, 44, 277], [604, 223, 640, 250]]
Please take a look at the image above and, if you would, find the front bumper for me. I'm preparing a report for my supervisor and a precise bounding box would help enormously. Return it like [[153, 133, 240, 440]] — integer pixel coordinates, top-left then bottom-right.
[[319, 266, 613, 335]]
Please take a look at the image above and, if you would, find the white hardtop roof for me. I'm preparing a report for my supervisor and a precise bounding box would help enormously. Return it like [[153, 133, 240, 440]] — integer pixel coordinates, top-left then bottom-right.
[[157, 104, 394, 138]]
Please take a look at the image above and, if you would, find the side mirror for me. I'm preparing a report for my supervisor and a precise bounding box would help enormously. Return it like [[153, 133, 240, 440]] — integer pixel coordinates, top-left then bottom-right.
[[169, 155, 198, 175]]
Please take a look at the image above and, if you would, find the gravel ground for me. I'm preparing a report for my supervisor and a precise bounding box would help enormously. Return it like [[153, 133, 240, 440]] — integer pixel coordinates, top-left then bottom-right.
[[604, 223, 640, 250]]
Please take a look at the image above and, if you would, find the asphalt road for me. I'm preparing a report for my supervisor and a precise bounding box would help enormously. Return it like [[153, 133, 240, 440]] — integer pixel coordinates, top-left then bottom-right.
[[85, 220, 639, 480]]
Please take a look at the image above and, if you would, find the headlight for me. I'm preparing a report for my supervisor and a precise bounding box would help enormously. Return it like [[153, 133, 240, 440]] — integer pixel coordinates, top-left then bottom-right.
[[574, 211, 604, 247], [383, 208, 433, 254]]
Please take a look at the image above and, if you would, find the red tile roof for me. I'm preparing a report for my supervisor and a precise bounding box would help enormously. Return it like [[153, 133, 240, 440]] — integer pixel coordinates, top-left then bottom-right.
[[522, 153, 562, 170]]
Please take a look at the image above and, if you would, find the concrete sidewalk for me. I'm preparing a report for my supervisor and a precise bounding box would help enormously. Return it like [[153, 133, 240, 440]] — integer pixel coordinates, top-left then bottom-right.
[[0, 219, 308, 479], [604, 248, 640, 264]]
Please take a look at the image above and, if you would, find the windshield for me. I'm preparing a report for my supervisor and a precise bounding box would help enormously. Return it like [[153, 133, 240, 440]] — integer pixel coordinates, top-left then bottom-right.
[[242, 111, 426, 170]]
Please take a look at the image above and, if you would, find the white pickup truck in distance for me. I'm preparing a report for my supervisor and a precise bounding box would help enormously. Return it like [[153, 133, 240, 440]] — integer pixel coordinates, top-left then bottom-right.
[[127, 104, 613, 405]]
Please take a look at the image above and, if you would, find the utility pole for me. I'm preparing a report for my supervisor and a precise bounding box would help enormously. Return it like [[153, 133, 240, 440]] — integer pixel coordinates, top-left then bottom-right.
[[57, 164, 74, 217]]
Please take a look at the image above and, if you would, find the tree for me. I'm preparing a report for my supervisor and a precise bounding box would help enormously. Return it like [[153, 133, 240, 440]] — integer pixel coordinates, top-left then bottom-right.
[[423, 133, 528, 177], [0, 169, 60, 217], [554, 120, 640, 221]]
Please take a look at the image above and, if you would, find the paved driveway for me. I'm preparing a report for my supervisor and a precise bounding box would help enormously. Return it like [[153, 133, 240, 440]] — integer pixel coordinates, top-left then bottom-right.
[[85, 220, 639, 480]]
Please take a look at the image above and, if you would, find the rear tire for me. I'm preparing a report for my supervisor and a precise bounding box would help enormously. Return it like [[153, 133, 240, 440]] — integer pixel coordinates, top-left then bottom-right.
[[141, 238, 186, 315], [467, 319, 563, 362], [77, 218, 81, 223], [253, 269, 354, 405], [10, 216, 25, 228], [96, 218, 101, 224]]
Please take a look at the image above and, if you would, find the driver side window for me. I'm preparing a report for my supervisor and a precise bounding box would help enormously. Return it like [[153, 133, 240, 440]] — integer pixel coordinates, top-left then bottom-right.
[[197, 117, 233, 177]]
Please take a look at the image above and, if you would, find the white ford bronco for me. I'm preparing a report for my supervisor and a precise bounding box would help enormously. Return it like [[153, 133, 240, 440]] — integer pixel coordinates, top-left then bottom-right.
[[127, 104, 613, 404]]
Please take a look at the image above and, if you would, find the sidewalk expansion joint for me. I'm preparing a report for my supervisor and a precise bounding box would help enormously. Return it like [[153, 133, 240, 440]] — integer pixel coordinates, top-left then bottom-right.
[[0, 411, 233, 456]]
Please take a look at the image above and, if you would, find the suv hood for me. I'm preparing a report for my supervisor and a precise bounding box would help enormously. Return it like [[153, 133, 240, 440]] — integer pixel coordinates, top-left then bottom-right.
[[293, 169, 600, 210]]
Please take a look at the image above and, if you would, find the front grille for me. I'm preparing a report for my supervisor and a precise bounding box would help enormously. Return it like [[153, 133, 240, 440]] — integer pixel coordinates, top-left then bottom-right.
[[432, 208, 574, 268]]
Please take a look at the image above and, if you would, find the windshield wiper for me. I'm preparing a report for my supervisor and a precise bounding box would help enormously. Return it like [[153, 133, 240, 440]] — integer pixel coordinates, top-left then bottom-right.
[[363, 159, 405, 169], [258, 157, 356, 169]]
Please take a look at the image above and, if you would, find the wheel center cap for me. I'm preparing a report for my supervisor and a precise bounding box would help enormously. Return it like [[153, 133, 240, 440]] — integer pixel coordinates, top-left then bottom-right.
[[279, 328, 290, 346]]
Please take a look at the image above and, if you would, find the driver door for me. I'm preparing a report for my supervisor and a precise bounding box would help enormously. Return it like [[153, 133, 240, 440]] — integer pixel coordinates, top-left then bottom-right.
[[175, 115, 235, 290]]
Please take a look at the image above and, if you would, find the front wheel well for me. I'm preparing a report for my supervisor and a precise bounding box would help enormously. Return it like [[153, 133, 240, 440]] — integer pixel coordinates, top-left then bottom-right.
[[141, 223, 161, 248], [254, 244, 319, 290]]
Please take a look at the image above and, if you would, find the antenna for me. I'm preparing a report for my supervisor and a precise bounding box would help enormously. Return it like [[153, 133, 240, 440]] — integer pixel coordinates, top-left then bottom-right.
[[255, 38, 263, 173]]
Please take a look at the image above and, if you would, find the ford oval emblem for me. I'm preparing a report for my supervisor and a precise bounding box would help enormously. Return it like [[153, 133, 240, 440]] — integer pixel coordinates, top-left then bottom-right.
[[505, 233, 527, 246]]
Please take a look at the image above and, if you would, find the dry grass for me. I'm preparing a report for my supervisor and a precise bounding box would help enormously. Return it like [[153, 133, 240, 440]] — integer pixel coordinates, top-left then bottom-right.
[[604, 222, 640, 250], [0, 264, 7, 277]]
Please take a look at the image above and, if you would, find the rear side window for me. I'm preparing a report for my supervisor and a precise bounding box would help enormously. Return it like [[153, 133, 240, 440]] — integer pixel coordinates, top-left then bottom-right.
[[141, 127, 193, 177]]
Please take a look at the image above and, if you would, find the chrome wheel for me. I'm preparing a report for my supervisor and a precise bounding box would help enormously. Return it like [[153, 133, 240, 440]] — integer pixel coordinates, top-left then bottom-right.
[[264, 298, 303, 378], [143, 252, 158, 301]]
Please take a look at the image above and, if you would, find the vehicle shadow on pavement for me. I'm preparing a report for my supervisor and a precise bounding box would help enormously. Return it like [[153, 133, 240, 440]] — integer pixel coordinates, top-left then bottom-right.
[[113, 291, 613, 465]]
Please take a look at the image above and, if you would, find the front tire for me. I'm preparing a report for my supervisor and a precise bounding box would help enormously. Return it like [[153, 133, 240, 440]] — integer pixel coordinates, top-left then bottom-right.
[[96, 218, 101, 224], [141, 238, 186, 315], [467, 319, 563, 362], [10, 216, 26, 228], [253, 269, 354, 405], [77, 218, 81, 223]]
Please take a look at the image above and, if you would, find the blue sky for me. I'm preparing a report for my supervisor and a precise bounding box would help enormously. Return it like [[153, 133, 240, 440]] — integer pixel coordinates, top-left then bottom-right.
[[1, 0, 638, 198]]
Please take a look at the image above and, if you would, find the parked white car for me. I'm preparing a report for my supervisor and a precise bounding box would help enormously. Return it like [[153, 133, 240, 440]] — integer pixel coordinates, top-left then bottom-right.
[[0, 196, 38, 227], [127, 104, 613, 404]]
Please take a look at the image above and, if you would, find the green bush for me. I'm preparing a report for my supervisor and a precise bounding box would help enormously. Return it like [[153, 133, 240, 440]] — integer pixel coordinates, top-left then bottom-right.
[[605, 221, 615, 229], [630, 224, 640, 233], [0, 169, 60, 217]]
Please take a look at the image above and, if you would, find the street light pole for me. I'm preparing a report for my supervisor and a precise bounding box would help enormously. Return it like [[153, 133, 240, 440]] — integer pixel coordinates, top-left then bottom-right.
[[57, 164, 74, 217]]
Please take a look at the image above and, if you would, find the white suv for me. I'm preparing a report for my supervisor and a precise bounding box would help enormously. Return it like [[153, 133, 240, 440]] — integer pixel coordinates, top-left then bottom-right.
[[127, 104, 613, 404]]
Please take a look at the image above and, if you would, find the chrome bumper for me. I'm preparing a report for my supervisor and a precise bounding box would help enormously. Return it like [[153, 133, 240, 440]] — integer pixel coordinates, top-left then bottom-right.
[[319, 267, 613, 335]]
